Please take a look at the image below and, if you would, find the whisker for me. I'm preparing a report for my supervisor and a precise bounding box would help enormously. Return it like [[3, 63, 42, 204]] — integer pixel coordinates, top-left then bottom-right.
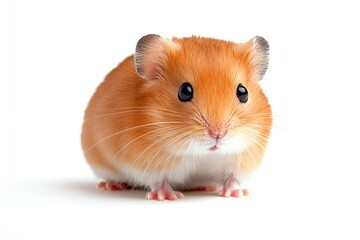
[[84, 109, 189, 122], [85, 121, 184, 152], [228, 104, 240, 123], [238, 137, 257, 169], [236, 113, 273, 120], [141, 130, 193, 180], [104, 126, 181, 171], [190, 101, 207, 124], [238, 126, 272, 143], [239, 132, 269, 152], [232, 123, 272, 132], [164, 130, 195, 176], [122, 127, 188, 185], [127, 127, 188, 179], [144, 129, 198, 184]]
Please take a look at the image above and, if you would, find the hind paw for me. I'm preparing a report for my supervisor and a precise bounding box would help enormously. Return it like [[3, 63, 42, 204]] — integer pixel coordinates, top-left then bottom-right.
[[97, 181, 127, 191]]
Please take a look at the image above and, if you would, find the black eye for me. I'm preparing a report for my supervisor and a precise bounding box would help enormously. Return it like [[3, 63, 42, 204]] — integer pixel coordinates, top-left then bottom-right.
[[237, 84, 248, 103], [178, 82, 193, 102]]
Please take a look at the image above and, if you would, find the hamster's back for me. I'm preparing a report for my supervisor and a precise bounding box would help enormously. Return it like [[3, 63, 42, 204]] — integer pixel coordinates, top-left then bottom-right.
[[81, 56, 141, 170]]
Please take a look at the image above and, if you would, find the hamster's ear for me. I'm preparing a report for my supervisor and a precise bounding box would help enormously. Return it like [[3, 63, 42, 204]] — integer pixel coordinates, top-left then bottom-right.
[[135, 34, 176, 81], [243, 36, 269, 81]]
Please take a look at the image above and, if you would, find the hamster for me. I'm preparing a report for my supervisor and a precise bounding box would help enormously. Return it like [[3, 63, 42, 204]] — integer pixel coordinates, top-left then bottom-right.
[[81, 34, 272, 200]]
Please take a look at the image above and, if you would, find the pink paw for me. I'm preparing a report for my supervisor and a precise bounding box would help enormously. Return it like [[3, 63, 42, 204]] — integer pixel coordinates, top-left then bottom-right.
[[219, 178, 249, 198], [97, 181, 127, 191], [146, 179, 184, 201], [146, 190, 184, 201], [219, 188, 249, 197]]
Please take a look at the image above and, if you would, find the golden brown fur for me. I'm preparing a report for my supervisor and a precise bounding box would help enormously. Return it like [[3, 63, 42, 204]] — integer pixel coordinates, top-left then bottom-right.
[[81, 35, 272, 195]]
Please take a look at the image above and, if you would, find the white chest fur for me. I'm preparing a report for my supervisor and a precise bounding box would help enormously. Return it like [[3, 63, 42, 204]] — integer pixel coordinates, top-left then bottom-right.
[[92, 151, 237, 189], [135, 152, 232, 188]]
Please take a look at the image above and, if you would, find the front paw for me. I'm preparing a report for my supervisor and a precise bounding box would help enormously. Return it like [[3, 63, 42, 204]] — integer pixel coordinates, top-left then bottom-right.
[[146, 179, 185, 201], [145, 190, 184, 201], [219, 178, 249, 198]]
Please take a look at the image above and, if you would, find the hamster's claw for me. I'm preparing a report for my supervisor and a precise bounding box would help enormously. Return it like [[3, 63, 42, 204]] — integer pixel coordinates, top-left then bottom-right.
[[145, 191, 184, 201], [97, 181, 127, 191], [146, 180, 185, 201], [219, 179, 249, 198], [219, 188, 249, 197]]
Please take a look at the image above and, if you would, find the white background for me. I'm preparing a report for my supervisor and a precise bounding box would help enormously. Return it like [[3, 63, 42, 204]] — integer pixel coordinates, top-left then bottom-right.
[[1, 0, 360, 239]]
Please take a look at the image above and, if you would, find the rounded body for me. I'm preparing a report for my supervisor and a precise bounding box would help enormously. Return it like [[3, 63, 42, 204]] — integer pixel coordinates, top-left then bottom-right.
[[81, 35, 272, 198]]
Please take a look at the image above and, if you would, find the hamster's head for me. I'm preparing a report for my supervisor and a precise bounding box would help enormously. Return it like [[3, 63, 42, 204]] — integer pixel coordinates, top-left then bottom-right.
[[134, 34, 272, 156]]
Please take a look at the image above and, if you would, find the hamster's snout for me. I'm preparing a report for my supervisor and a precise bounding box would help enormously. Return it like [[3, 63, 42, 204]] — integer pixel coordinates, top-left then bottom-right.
[[207, 126, 228, 151], [208, 128, 228, 140]]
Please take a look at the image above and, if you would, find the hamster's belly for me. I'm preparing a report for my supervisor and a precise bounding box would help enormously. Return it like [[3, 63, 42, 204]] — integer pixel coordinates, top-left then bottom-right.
[[178, 153, 230, 189], [92, 152, 234, 190]]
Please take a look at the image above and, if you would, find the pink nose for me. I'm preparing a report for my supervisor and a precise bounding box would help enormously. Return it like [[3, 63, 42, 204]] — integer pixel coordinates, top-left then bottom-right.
[[208, 128, 228, 139]]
